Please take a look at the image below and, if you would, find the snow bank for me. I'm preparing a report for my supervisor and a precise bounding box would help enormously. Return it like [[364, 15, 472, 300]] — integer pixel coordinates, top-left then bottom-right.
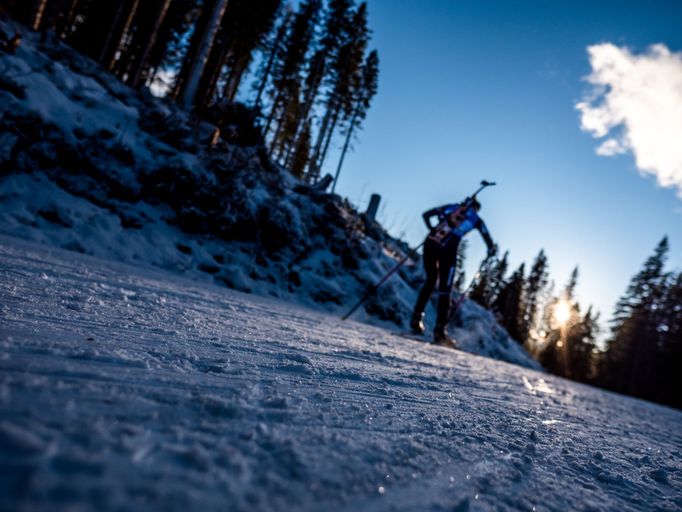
[[0, 18, 537, 369]]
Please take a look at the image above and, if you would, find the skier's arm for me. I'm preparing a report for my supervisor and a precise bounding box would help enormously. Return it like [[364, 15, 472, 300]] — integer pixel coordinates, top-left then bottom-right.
[[422, 206, 445, 230], [422, 204, 450, 231], [477, 220, 496, 257]]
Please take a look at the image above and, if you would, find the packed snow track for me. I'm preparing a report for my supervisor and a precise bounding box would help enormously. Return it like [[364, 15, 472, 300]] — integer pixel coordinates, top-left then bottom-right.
[[1, 236, 680, 511]]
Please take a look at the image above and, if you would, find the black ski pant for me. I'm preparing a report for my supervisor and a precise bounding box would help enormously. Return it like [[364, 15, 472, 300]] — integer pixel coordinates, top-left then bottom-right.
[[413, 236, 460, 330]]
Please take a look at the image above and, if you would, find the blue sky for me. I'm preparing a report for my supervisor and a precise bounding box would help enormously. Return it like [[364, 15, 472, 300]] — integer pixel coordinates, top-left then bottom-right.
[[325, 0, 682, 330]]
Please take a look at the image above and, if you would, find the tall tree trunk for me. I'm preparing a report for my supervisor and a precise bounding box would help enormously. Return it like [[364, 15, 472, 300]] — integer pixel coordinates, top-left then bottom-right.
[[254, 9, 291, 109], [331, 105, 359, 194], [99, 0, 129, 65], [105, 0, 141, 72], [307, 101, 334, 182], [180, 0, 230, 111], [56, 0, 81, 39], [130, 0, 172, 89], [263, 90, 283, 137], [318, 106, 340, 175], [31, 0, 49, 31], [284, 53, 324, 168], [197, 39, 232, 108], [224, 52, 251, 102], [254, 44, 277, 109]]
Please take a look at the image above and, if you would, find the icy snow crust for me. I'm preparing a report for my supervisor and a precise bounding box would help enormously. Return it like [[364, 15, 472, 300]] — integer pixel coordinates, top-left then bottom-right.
[[0, 21, 539, 369], [1, 236, 681, 512]]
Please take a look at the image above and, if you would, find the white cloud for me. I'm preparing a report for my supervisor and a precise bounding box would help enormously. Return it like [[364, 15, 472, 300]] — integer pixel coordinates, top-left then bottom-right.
[[576, 43, 682, 197]]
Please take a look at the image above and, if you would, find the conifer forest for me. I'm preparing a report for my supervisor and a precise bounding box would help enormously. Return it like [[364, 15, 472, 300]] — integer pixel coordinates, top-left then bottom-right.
[[4, 0, 379, 186]]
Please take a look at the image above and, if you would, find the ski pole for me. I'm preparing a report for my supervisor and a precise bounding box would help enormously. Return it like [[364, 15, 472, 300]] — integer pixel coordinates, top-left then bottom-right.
[[342, 242, 424, 321]]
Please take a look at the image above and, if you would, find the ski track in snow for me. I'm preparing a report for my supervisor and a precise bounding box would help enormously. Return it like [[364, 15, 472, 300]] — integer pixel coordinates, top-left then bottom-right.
[[0, 235, 680, 512]]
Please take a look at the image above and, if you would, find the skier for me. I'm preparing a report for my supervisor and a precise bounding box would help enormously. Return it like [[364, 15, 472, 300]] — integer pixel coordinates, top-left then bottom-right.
[[410, 197, 496, 346]]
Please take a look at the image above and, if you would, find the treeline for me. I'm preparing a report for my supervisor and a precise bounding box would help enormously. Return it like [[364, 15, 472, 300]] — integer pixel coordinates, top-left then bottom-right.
[[3, 0, 379, 185], [466, 238, 681, 409]]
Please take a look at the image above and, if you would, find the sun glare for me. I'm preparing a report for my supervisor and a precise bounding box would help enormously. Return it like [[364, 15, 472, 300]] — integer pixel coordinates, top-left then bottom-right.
[[553, 300, 571, 326]]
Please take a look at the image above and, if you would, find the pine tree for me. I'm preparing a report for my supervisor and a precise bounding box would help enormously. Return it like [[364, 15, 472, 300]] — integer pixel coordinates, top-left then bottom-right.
[[290, 120, 312, 179], [253, 6, 293, 110], [284, 0, 354, 168], [307, 1, 368, 181], [265, 0, 321, 154], [602, 237, 670, 396], [656, 272, 682, 408], [470, 251, 508, 309], [331, 48, 378, 192], [142, 1, 202, 94], [565, 306, 599, 383], [129, 0, 173, 88], [180, 0, 230, 111], [222, 0, 282, 102], [494, 263, 526, 342], [522, 249, 549, 344], [538, 267, 582, 377]]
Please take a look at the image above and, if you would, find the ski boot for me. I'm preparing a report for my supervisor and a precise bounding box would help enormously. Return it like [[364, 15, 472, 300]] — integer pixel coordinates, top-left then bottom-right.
[[432, 325, 457, 348], [410, 311, 426, 334]]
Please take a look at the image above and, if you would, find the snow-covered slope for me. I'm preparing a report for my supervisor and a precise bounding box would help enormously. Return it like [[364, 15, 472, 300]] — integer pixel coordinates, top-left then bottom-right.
[[0, 19, 538, 368], [1, 236, 680, 511]]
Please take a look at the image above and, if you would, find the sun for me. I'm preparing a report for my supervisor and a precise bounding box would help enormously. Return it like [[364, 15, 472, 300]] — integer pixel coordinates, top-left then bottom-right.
[[553, 299, 571, 326]]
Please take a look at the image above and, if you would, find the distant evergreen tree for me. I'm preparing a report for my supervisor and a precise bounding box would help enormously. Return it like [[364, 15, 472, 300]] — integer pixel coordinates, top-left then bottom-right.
[[470, 251, 508, 310], [656, 271, 682, 408], [494, 263, 526, 342], [600, 237, 674, 404], [565, 306, 599, 383], [538, 267, 581, 376], [521, 249, 549, 344]]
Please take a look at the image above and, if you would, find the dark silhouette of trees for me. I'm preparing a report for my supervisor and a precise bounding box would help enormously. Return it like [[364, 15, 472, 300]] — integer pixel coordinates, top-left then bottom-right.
[[493, 263, 526, 342], [7, 0, 380, 180], [308, 2, 369, 182], [469, 251, 508, 310], [265, 0, 321, 159], [522, 249, 549, 344], [598, 237, 681, 408]]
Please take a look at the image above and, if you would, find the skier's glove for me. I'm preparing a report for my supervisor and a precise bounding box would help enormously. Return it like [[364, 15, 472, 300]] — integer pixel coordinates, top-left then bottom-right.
[[487, 244, 498, 258]]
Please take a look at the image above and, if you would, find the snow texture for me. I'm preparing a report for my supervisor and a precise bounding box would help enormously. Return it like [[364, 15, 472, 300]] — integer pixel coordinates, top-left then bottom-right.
[[1, 235, 681, 511], [0, 19, 538, 370]]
